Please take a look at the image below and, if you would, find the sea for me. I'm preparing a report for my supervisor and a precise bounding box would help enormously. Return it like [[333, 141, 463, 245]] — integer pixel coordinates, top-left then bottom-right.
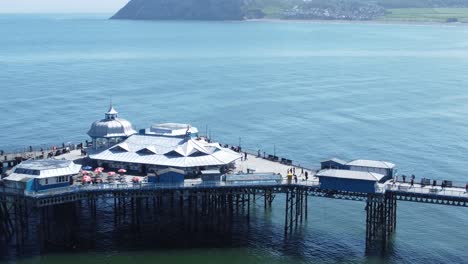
[[1, 14, 468, 263]]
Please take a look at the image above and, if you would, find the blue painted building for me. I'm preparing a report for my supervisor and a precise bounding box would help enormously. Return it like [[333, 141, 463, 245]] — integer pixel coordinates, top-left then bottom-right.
[[316, 169, 385, 194], [346, 159, 395, 180], [320, 158, 349, 170], [148, 167, 185, 184], [3, 159, 81, 192], [200, 170, 222, 181]]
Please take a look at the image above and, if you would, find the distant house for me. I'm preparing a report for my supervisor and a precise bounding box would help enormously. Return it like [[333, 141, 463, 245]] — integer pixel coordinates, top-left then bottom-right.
[[3, 159, 81, 192], [148, 167, 185, 184], [316, 169, 385, 194], [346, 159, 395, 179], [320, 158, 348, 170]]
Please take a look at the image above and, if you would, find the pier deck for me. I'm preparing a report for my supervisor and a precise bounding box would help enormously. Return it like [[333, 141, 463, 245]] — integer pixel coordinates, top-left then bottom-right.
[[1, 148, 467, 255]]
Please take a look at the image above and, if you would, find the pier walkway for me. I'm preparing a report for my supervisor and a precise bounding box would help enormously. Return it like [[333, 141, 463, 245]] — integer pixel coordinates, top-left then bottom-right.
[[1, 149, 468, 255]]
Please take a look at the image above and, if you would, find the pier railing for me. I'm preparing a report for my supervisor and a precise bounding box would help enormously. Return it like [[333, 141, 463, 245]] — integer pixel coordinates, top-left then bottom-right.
[[385, 184, 468, 198], [23, 180, 321, 198]]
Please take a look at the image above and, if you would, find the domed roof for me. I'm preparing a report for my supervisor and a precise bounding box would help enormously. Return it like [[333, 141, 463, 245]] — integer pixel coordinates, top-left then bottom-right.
[[87, 105, 137, 138]]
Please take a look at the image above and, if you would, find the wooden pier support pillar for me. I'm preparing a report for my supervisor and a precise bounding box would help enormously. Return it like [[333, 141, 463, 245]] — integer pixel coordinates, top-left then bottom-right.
[[365, 193, 397, 255], [284, 187, 309, 237]]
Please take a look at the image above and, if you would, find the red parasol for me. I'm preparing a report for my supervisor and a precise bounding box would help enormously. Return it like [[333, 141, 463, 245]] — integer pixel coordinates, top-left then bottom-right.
[[82, 175, 92, 183]]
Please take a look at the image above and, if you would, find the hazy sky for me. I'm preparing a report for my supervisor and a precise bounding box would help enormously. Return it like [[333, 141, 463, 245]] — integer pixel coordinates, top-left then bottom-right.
[[0, 0, 130, 13]]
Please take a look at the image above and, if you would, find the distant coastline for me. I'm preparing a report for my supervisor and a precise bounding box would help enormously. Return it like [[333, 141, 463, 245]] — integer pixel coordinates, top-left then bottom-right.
[[110, 0, 468, 23], [245, 18, 468, 26]]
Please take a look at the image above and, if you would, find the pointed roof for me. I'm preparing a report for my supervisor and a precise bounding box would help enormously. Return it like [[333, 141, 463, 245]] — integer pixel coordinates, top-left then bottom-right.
[[137, 146, 158, 155], [173, 139, 209, 157], [106, 105, 119, 115], [110, 142, 130, 152]]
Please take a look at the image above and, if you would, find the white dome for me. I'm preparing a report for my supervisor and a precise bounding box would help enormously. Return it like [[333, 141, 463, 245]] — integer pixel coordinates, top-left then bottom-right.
[[87, 106, 137, 138]]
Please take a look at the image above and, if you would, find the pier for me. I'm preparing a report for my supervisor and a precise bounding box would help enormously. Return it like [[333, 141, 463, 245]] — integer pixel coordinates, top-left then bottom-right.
[[1, 151, 467, 255]]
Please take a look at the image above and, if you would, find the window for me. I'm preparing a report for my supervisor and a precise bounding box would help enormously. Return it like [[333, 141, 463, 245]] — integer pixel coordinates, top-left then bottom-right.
[[45, 178, 48, 184]]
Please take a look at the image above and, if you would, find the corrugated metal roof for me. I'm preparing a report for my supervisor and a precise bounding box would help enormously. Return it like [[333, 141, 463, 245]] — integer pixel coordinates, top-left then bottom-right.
[[6, 159, 81, 181], [89, 135, 241, 168], [145, 123, 199, 137], [88, 106, 137, 138], [316, 169, 384, 181], [88, 118, 137, 138], [321, 158, 348, 165], [4, 174, 30, 182], [346, 159, 395, 169]]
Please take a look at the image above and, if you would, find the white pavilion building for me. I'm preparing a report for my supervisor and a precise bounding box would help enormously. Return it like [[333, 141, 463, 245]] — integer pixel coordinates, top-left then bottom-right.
[[87, 105, 137, 150], [87, 106, 241, 175]]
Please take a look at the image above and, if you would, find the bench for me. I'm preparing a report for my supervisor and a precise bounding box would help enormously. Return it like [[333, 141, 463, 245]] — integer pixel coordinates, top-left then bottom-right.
[[421, 179, 431, 186], [247, 168, 256, 174], [443, 180, 453, 188], [398, 185, 410, 191]]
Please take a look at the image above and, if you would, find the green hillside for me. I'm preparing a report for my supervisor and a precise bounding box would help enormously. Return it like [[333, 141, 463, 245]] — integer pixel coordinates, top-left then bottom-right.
[[112, 0, 468, 21], [380, 8, 468, 22]]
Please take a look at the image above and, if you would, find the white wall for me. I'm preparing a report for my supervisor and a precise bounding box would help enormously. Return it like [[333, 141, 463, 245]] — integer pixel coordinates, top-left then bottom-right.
[[349, 166, 390, 177], [39, 175, 70, 185]]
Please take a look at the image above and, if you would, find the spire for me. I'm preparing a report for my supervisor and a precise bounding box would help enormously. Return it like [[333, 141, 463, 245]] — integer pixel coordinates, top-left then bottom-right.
[[105, 100, 118, 119], [185, 125, 192, 140]]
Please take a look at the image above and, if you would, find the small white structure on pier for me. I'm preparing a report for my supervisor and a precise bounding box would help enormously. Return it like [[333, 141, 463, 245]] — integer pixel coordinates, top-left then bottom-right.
[[346, 159, 395, 178], [87, 105, 137, 150], [142, 123, 199, 138], [3, 159, 81, 192]]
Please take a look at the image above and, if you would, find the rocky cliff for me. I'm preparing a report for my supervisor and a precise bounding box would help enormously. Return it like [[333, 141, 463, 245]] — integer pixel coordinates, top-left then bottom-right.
[[111, 0, 468, 21], [111, 0, 244, 20]]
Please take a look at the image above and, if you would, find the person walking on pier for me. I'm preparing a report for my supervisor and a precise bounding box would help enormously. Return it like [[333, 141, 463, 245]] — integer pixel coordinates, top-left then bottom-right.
[[294, 174, 298, 183], [402, 175, 406, 183], [465, 183, 468, 193], [244, 152, 248, 161], [305, 171, 308, 181]]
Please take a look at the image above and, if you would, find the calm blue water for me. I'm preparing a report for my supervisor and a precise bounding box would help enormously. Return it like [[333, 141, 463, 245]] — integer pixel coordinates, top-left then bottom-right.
[[1, 14, 468, 263]]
